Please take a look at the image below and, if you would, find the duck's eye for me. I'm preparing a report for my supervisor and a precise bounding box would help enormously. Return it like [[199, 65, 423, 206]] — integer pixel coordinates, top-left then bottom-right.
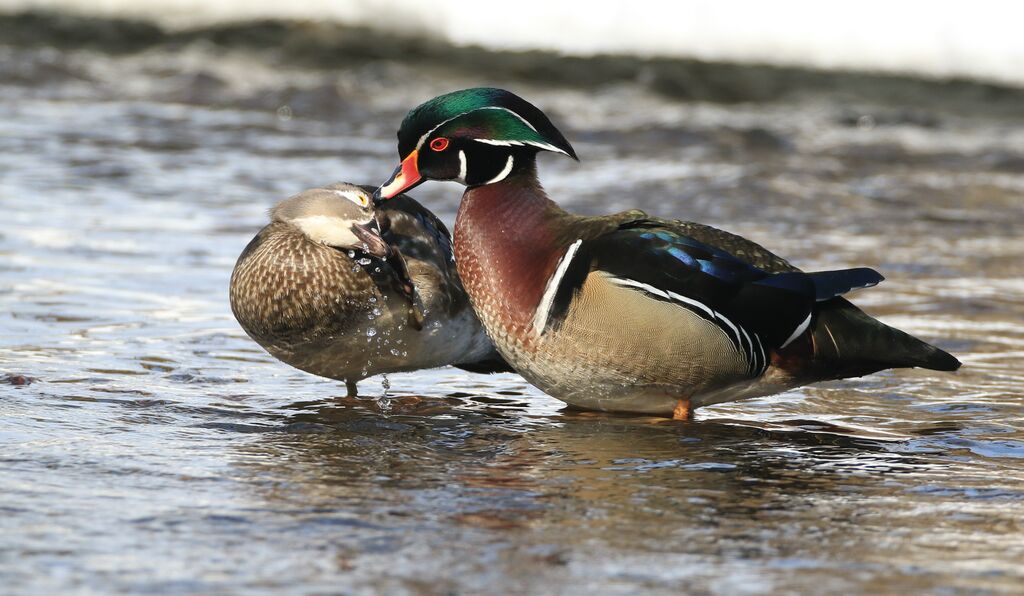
[[429, 137, 450, 152], [334, 190, 371, 208]]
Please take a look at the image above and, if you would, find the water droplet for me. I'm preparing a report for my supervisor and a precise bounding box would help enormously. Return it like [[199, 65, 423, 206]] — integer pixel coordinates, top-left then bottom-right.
[[276, 105, 293, 121], [366, 328, 377, 337], [347, 250, 356, 258], [357, 257, 372, 266], [368, 296, 377, 303], [390, 348, 401, 356], [372, 307, 381, 316]]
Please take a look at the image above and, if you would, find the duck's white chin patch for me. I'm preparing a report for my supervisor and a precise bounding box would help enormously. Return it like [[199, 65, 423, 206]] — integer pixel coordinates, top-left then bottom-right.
[[292, 215, 361, 248]]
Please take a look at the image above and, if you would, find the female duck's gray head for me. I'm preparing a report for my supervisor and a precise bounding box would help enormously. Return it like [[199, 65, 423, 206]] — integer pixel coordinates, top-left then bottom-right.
[[272, 183, 391, 258]]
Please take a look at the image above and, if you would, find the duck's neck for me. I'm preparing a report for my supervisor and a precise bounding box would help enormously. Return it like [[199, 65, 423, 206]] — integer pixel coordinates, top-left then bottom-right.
[[454, 162, 571, 331]]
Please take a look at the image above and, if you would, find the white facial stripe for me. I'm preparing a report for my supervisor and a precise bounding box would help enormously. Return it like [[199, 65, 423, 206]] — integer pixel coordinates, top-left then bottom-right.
[[475, 139, 523, 147], [457, 149, 467, 183], [527, 141, 569, 155], [475, 137, 568, 156], [414, 106, 556, 153], [292, 215, 363, 248], [780, 312, 812, 349], [484, 155, 515, 185], [533, 239, 584, 336], [331, 189, 370, 207]]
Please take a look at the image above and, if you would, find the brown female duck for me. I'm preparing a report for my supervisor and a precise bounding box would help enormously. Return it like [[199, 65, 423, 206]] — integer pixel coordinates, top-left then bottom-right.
[[230, 182, 507, 396]]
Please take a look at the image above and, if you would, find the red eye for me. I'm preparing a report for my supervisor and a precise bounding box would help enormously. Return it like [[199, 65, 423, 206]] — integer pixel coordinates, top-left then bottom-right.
[[429, 137, 449, 152]]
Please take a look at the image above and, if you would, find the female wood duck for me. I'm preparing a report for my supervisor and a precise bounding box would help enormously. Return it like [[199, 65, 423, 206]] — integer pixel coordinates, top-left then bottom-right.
[[373, 88, 961, 419], [230, 182, 508, 396]]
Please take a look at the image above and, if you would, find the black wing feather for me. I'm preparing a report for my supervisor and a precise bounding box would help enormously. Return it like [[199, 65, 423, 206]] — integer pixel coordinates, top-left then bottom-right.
[[544, 219, 881, 353]]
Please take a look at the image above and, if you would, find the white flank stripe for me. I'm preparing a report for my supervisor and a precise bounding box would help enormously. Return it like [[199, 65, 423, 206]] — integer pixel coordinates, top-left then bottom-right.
[[739, 326, 753, 355], [739, 326, 755, 369], [484, 155, 515, 185], [753, 333, 766, 371], [780, 312, 813, 349], [457, 149, 467, 182], [532, 239, 583, 336], [713, 310, 744, 352], [612, 277, 765, 361], [665, 289, 716, 319], [612, 277, 670, 300]]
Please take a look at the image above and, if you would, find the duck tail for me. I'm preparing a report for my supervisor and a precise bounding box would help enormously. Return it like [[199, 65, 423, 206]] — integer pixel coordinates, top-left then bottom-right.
[[794, 298, 961, 380]]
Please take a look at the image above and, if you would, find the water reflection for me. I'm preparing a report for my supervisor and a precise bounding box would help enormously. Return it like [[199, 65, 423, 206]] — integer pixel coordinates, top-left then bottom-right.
[[2, 18, 1024, 593]]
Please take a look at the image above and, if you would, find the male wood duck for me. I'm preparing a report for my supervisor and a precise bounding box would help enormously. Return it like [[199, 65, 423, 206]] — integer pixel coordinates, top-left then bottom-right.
[[230, 182, 508, 396], [373, 88, 961, 419]]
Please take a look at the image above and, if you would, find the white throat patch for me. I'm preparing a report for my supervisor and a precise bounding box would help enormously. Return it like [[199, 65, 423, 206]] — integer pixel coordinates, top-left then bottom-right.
[[292, 215, 364, 248]]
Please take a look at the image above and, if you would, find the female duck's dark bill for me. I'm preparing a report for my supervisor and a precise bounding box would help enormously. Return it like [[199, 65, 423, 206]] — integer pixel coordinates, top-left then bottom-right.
[[374, 150, 423, 201], [350, 219, 392, 259]]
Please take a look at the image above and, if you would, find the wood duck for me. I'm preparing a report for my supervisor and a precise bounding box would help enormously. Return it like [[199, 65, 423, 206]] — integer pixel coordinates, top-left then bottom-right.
[[373, 88, 961, 419], [230, 182, 508, 396]]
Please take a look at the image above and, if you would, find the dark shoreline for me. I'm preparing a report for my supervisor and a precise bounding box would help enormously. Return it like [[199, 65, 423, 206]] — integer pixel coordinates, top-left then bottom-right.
[[3, 10, 1024, 113]]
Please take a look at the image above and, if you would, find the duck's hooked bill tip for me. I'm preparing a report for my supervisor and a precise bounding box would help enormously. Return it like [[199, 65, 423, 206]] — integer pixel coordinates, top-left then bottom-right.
[[376, 151, 423, 201]]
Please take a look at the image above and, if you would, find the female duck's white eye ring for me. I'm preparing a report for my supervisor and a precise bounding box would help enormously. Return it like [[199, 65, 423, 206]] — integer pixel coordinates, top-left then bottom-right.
[[429, 137, 450, 152], [334, 190, 370, 208]]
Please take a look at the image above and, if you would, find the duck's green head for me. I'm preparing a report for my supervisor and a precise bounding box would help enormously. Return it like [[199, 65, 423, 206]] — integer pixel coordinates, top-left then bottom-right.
[[375, 88, 577, 200]]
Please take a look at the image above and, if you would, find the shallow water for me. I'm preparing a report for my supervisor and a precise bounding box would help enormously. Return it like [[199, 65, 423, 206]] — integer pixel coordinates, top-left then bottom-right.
[[2, 17, 1024, 594]]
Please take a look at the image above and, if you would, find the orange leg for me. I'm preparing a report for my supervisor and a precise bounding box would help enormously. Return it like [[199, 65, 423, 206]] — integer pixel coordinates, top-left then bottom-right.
[[672, 398, 693, 421]]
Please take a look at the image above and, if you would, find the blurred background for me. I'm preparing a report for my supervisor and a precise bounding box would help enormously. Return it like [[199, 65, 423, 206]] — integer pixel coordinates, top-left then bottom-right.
[[2, 1, 1023, 594]]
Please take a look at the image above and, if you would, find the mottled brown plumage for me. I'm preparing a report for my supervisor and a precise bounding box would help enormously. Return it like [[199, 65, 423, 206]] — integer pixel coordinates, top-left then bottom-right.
[[230, 182, 507, 394]]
